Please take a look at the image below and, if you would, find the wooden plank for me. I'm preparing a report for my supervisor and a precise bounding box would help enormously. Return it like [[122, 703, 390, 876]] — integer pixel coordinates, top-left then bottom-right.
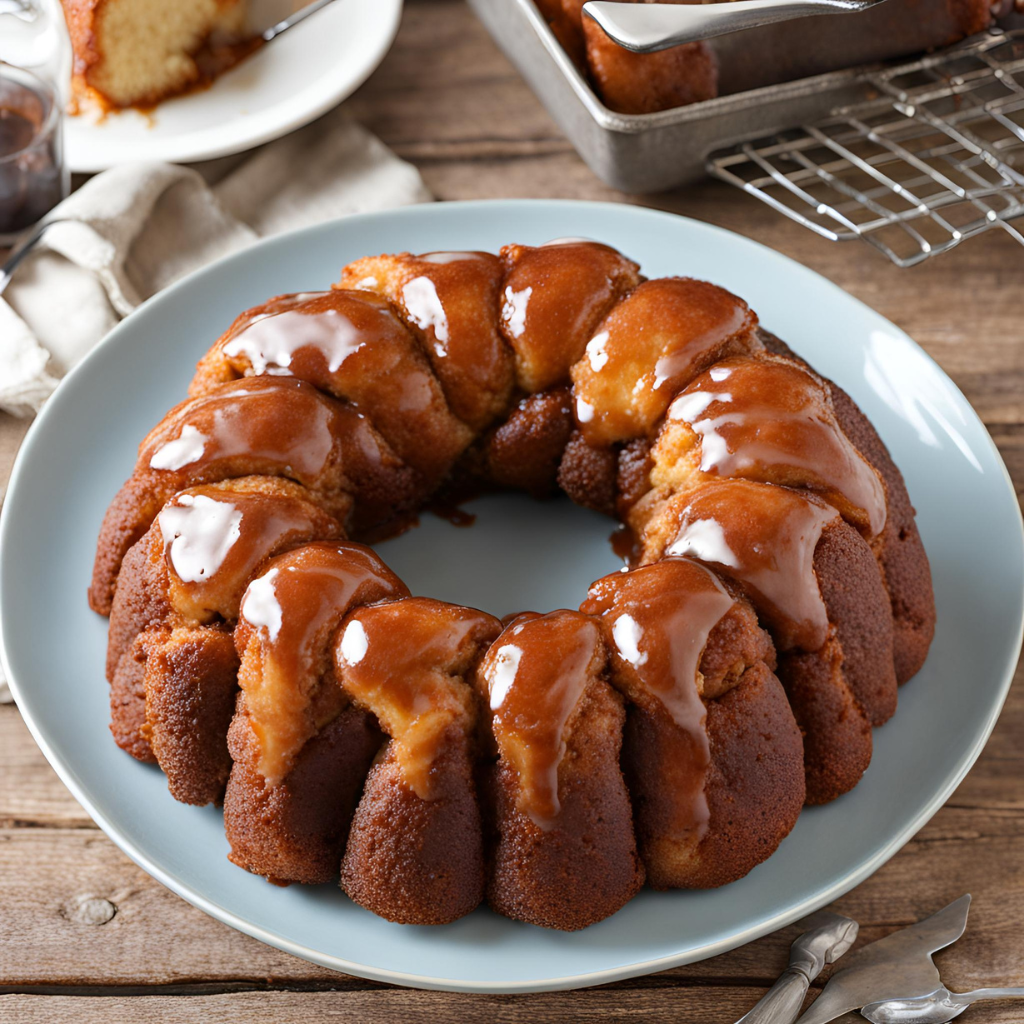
[[3, 988, 1024, 1024]]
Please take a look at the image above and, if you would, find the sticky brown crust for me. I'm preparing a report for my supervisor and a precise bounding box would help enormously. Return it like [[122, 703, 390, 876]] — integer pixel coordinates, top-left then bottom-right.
[[143, 627, 239, 805], [776, 519, 893, 804], [483, 389, 575, 498], [616, 438, 653, 519], [109, 637, 155, 762], [483, 679, 644, 931], [341, 736, 485, 925], [625, 662, 804, 889], [224, 699, 383, 885], [814, 520, 897, 727], [760, 331, 935, 683], [91, 477, 169, 616], [557, 430, 618, 516]]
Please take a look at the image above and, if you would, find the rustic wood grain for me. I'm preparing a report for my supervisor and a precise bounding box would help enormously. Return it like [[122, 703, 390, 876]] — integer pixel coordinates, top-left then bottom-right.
[[0, 0, 1022, 1018]]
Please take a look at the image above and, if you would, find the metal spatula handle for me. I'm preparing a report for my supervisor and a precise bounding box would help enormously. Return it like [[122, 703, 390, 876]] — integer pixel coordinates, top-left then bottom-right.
[[582, 0, 890, 53]]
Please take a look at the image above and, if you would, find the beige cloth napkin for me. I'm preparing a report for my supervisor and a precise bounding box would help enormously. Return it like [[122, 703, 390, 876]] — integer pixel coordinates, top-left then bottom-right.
[[0, 107, 432, 700]]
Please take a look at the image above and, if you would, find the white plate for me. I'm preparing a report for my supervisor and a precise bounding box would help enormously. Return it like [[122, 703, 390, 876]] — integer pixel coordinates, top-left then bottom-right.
[[65, 0, 403, 171], [2, 201, 1022, 993]]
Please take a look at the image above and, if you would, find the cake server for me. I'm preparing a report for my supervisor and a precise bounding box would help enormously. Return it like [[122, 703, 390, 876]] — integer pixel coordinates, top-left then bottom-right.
[[581, 0, 894, 53], [734, 911, 859, 1024], [792, 896, 972, 1024]]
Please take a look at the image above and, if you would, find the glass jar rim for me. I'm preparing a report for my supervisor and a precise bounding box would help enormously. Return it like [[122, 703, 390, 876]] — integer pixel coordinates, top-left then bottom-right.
[[0, 61, 61, 166]]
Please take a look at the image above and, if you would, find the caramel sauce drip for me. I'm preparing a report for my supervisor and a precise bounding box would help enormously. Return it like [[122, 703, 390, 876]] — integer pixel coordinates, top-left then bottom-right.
[[571, 277, 761, 445], [158, 484, 337, 624], [236, 542, 408, 784], [498, 240, 641, 393], [662, 480, 838, 652], [479, 610, 604, 829], [142, 377, 364, 484], [667, 355, 887, 537], [581, 558, 735, 846], [334, 597, 502, 800]]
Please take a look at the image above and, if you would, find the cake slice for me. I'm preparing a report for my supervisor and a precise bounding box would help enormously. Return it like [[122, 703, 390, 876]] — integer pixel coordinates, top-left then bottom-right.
[[62, 0, 251, 110]]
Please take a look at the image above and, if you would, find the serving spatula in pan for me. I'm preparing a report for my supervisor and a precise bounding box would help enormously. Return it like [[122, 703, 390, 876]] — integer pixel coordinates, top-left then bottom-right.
[[581, 0, 893, 53]]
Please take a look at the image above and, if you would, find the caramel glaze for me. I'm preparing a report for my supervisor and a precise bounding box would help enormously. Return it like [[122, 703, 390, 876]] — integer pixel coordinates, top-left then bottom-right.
[[334, 597, 502, 800], [655, 354, 887, 538], [190, 289, 473, 490], [478, 610, 605, 829], [140, 375, 414, 521], [158, 479, 343, 625], [234, 542, 408, 785], [497, 241, 642, 394], [581, 558, 737, 846], [89, 375, 416, 616], [570, 277, 762, 447], [338, 252, 514, 432], [656, 480, 840, 653]]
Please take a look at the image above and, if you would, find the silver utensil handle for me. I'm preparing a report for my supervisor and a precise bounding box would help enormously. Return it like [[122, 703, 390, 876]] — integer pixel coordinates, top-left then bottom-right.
[[953, 987, 1024, 1006], [261, 0, 341, 43], [736, 967, 812, 1024], [582, 0, 875, 52]]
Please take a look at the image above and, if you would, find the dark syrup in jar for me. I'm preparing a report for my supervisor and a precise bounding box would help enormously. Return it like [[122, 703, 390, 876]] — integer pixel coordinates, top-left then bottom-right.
[[0, 74, 64, 234]]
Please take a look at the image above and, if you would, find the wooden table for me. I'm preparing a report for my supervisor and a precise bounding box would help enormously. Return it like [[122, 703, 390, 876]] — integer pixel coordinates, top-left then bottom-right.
[[2, 1, 1022, 1020]]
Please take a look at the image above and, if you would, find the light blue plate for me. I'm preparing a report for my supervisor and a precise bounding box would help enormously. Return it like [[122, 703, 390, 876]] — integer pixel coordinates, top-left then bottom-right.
[[2, 201, 1021, 992]]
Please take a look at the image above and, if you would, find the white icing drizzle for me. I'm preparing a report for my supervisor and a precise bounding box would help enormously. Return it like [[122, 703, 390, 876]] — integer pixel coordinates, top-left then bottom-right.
[[402, 276, 449, 356], [240, 568, 283, 642], [150, 425, 209, 471], [158, 494, 243, 584], [338, 619, 369, 666], [501, 285, 532, 339], [486, 644, 523, 710], [611, 613, 648, 668], [667, 518, 740, 568], [586, 331, 610, 372], [576, 397, 595, 424], [223, 308, 366, 374], [668, 390, 732, 422]]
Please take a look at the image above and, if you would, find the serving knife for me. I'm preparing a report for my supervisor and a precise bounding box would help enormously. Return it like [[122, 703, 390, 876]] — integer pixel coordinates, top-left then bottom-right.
[[793, 896, 972, 1024]]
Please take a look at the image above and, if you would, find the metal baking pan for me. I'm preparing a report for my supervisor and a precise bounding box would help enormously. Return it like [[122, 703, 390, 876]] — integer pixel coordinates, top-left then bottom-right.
[[467, 0, 1020, 193]]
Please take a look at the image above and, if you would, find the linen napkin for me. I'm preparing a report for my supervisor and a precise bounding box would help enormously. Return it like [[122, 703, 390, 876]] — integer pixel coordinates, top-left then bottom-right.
[[0, 107, 432, 700]]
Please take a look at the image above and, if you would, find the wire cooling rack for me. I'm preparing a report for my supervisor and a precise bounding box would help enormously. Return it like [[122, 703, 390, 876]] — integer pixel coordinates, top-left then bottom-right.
[[707, 29, 1024, 266]]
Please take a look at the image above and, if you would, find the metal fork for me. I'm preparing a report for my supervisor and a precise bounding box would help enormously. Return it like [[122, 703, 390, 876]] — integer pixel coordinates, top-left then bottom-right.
[[581, 0, 894, 53]]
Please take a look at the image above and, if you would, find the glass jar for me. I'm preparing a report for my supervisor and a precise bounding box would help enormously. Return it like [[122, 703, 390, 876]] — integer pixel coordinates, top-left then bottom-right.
[[0, 0, 72, 239]]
